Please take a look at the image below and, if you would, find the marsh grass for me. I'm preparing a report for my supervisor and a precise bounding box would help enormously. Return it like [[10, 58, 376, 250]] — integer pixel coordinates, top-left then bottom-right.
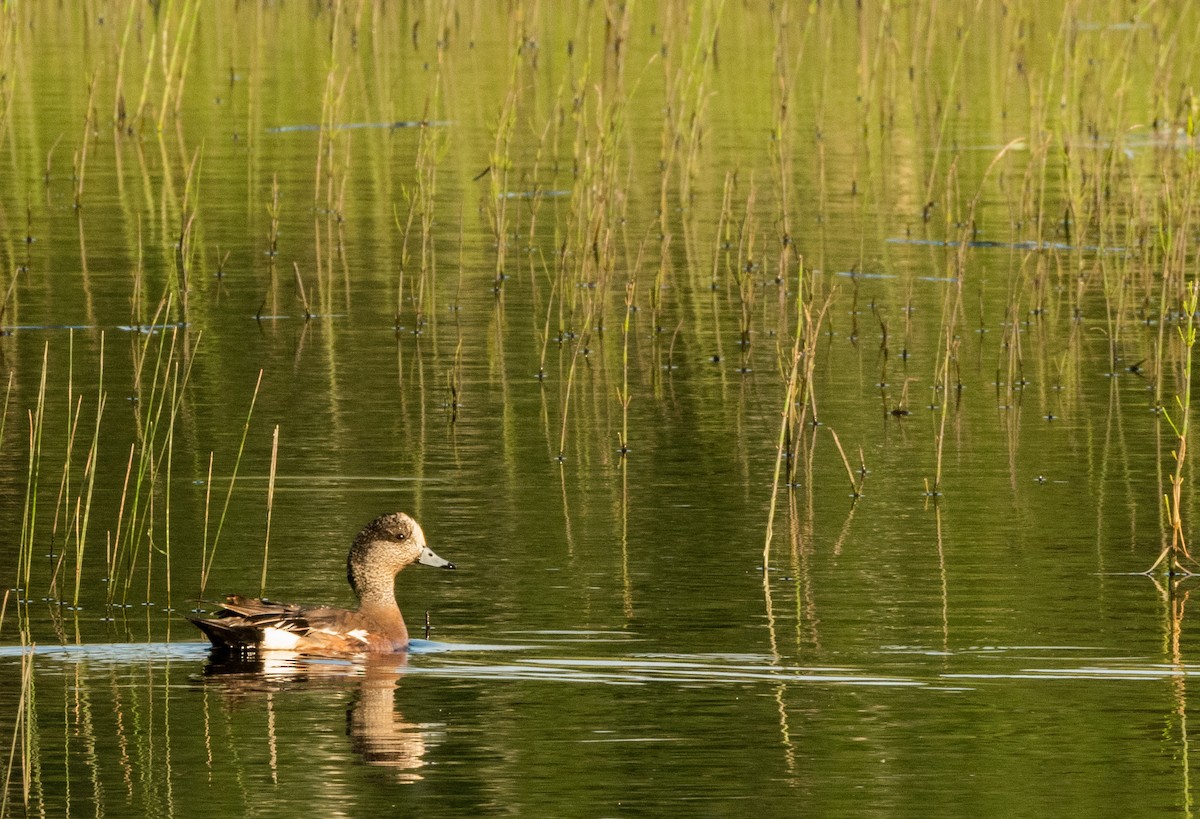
[[0, 329, 275, 639], [764, 257, 837, 561], [0, 285, 273, 633], [8, 19, 1200, 818], [927, 139, 1024, 495], [103, 308, 201, 604], [46, 333, 106, 608], [410, 122, 449, 331], [5, 2, 1200, 628], [392, 117, 450, 336], [5, 12, 1200, 816], [199, 370, 263, 598], [1148, 280, 1200, 576], [17, 345, 49, 596]]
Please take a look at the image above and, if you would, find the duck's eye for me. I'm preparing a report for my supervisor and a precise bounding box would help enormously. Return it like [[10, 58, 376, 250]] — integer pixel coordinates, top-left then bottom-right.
[[396, 532, 407, 541]]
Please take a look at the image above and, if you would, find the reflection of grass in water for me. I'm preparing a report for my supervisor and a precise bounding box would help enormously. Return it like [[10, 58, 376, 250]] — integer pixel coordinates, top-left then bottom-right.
[[1, 642, 34, 815]]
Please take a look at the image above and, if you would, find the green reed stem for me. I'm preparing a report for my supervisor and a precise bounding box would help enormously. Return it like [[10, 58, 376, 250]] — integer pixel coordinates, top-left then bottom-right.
[[19, 344, 48, 594], [101, 312, 200, 604], [114, 324, 177, 601], [47, 333, 80, 598], [73, 333, 105, 606], [74, 399, 104, 607], [46, 394, 83, 599], [163, 363, 180, 611], [201, 369, 263, 596], [0, 370, 13, 467]]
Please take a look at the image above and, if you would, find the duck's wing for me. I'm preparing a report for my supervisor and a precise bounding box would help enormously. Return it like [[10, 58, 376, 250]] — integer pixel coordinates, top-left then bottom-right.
[[213, 594, 304, 622], [185, 595, 302, 651], [188, 595, 377, 653]]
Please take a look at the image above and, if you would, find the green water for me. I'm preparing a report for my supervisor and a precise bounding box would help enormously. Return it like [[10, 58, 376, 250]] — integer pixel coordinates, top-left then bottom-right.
[[0, 2, 1198, 815]]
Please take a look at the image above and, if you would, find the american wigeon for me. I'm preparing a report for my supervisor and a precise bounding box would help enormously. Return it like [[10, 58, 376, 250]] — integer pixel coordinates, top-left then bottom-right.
[[187, 512, 455, 655]]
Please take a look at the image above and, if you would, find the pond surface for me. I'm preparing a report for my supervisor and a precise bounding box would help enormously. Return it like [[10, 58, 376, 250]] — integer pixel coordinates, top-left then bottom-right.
[[1, 2, 1199, 815]]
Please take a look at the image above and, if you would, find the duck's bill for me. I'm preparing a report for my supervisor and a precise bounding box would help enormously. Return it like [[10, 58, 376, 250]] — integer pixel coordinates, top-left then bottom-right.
[[418, 546, 456, 569]]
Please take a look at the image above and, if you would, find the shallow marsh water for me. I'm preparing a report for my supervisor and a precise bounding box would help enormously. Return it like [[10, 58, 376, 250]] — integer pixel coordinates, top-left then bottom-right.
[[1, 2, 1199, 815]]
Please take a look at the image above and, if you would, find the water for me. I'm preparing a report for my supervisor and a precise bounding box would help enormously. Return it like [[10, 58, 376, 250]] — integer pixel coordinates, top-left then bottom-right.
[[1, 623, 1192, 815], [1, 2, 1199, 815]]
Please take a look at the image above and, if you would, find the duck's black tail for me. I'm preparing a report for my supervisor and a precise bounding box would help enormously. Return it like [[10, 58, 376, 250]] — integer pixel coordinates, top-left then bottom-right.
[[185, 614, 260, 653]]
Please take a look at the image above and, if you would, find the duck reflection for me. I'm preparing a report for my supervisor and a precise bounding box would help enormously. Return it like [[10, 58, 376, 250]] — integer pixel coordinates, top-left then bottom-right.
[[200, 651, 430, 781]]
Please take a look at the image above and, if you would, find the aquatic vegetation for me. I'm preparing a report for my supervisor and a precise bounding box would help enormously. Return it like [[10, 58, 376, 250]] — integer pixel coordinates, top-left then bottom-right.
[[2, 2, 1200, 811], [0, 0, 1194, 586], [0, 0, 1196, 598]]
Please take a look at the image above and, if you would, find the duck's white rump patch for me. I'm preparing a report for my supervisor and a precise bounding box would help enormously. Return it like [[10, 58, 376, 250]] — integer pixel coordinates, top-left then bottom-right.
[[259, 627, 302, 650]]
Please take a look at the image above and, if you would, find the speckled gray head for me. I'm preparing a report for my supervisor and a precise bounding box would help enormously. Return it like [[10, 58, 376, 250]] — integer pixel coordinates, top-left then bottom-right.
[[347, 512, 455, 599]]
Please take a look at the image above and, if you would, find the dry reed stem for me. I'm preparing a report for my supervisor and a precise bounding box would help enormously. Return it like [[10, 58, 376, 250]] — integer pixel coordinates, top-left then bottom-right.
[[260, 424, 280, 597], [764, 259, 835, 566], [827, 426, 862, 498], [293, 262, 313, 320], [1147, 280, 1200, 575]]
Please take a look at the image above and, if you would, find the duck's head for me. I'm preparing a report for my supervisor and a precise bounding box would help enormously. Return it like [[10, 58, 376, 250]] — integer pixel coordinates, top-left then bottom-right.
[[347, 512, 455, 598]]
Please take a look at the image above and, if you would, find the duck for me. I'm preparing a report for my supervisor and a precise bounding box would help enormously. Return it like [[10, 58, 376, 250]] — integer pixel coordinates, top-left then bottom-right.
[[187, 512, 455, 655]]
